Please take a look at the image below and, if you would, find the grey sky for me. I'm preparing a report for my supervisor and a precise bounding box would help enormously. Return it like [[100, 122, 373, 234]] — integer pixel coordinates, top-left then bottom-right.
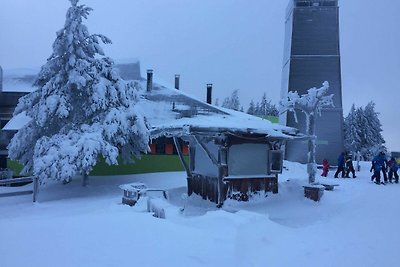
[[1, 0, 399, 151]]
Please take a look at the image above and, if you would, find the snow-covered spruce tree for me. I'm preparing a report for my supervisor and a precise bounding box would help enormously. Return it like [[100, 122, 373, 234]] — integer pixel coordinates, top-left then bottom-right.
[[8, 0, 149, 185], [221, 89, 240, 111], [344, 104, 362, 154], [260, 93, 268, 116], [247, 100, 255, 115], [279, 81, 334, 184], [360, 101, 385, 159]]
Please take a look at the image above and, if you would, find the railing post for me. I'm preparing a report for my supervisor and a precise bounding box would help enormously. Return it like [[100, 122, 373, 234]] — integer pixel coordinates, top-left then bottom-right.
[[33, 176, 39, 202]]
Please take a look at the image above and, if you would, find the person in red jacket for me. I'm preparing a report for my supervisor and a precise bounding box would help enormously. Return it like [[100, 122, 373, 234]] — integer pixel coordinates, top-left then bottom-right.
[[321, 159, 329, 177]]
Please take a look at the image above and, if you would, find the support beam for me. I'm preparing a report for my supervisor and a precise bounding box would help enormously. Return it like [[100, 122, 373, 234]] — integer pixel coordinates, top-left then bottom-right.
[[173, 137, 191, 177]]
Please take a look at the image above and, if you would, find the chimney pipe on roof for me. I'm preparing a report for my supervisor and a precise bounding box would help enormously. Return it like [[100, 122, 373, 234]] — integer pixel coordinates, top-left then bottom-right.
[[206, 84, 212, 104], [174, 74, 180, 90], [146, 69, 153, 92]]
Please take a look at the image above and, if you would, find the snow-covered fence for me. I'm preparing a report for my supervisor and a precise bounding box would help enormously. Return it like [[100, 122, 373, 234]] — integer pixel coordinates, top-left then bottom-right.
[[0, 176, 39, 202]]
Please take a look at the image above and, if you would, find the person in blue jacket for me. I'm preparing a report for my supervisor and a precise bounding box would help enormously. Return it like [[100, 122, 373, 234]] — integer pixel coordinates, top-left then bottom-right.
[[334, 152, 346, 178], [371, 152, 387, 184]]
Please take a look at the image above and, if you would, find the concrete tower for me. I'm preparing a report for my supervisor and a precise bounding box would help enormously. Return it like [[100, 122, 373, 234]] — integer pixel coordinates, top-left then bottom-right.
[[281, 0, 344, 164]]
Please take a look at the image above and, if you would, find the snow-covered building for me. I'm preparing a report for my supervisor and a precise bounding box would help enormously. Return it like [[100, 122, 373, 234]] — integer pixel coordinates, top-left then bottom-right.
[[0, 66, 36, 168], [141, 70, 303, 206], [2, 62, 304, 205]]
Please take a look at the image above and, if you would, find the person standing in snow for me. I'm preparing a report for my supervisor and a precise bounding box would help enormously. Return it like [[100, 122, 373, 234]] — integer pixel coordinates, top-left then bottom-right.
[[334, 152, 346, 178], [345, 154, 356, 178], [378, 152, 388, 183], [321, 159, 329, 177], [371, 156, 383, 184], [387, 157, 399, 183]]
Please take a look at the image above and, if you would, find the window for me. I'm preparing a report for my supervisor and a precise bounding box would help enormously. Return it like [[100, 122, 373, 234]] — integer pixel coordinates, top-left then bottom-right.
[[296, 1, 310, 7], [321, 1, 337, 6], [268, 150, 283, 174], [228, 144, 269, 176]]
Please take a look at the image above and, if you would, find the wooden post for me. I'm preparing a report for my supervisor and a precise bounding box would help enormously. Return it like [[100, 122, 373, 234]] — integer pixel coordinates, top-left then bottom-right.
[[33, 176, 39, 202], [82, 173, 89, 187]]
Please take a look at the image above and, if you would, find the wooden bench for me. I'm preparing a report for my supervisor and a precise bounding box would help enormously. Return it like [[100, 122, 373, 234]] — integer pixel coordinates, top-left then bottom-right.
[[0, 176, 39, 202], [303, 184, 325, 202]]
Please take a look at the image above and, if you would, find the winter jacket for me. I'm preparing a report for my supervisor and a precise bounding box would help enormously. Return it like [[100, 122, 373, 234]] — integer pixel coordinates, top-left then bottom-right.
[[388, 159, 399, 171], [322, 159, 329, 170], [337, 153, 345, 167]]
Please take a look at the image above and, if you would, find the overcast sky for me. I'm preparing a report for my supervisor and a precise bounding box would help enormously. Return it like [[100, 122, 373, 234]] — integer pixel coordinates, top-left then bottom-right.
[[1, 0, 399, 151]]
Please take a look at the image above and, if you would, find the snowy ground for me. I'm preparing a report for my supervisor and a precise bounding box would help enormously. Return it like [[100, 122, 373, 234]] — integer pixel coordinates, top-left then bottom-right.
[[1, 161, 399, 267]]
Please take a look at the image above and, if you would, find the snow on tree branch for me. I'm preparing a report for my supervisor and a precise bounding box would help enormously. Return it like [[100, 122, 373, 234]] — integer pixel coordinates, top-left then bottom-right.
[[279, 81, 334, 184], [8, 0, 150, 185], [279, 81, 334, 122]]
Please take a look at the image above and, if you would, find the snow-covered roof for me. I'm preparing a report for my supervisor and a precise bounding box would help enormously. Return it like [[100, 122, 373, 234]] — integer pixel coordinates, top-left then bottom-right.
[[1, 111, 31, 131], [2, 63, 301, 140], [3, 81, 301, 140], [1, 68, 38, 93], [140, 83, 300, 140]]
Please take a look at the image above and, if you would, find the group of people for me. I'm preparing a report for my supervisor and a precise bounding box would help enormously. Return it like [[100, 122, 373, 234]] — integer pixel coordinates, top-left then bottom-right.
[[370, 151, 399, 184], [330, 152, 357, 178], [320, 151, 356, 178], [321, 151, 399, 185]]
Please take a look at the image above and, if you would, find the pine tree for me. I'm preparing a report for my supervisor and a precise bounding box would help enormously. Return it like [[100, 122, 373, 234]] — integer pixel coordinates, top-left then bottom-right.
[[221, 97, 230, 109], [344, 104, 362, 153], [343, 102, 386, 160], [254, 102, 261, 115], [265, 99, 279, 117], [361, 101, 385, 158], [221, 89, 240, 111], [8, 0, 149, 185], [260, 93, 267, 116], [247, 100, 255, 115]]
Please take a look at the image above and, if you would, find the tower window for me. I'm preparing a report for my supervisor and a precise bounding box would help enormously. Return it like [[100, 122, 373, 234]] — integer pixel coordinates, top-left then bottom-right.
[[296, 1, 310, 7], [321, 1, 337, 6]]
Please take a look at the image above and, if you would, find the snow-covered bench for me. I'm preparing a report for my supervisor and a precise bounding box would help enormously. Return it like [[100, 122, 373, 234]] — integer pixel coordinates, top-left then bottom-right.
[[146, 197, 171, 219], [0, 176, 39, 202], [320, 183, 339, 191]]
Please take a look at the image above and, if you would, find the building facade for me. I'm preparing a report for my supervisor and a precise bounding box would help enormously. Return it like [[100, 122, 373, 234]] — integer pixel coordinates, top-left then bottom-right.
[[0, 66, 32, 168], [280, 0, 344, 164]]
